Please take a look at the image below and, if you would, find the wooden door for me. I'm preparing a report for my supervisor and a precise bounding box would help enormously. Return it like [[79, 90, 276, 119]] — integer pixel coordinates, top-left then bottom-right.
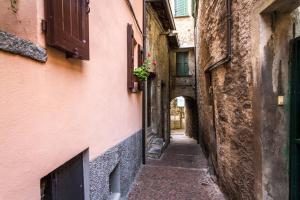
[[290, 37, 300, 200]]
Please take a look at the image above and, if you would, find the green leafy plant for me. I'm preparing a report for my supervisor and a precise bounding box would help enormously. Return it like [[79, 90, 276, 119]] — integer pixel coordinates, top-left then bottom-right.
[[133, 53, 156, 81]]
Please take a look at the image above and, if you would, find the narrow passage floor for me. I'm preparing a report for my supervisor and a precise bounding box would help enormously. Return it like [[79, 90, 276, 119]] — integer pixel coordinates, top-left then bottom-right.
[[127, 133, 226, 200]]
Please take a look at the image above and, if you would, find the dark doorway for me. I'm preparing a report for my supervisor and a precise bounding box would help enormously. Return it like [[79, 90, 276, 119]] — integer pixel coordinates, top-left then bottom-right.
[[290, 37, 300, 200]]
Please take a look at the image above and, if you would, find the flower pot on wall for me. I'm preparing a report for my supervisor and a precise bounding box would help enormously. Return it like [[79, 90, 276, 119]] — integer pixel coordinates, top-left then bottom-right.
[[149, 72, 156, 79]]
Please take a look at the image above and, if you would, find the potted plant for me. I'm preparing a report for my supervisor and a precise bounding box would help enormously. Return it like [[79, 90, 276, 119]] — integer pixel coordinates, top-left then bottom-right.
[[133, 53, 156, 90]]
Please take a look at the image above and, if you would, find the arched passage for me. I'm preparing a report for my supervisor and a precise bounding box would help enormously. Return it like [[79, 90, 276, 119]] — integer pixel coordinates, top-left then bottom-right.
[[170, 96, 199, 142]]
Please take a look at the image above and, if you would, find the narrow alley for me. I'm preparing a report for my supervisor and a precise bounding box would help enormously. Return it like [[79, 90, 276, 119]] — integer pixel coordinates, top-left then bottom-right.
[[1, 0, 300, 199], [128, 131, 225, 200]]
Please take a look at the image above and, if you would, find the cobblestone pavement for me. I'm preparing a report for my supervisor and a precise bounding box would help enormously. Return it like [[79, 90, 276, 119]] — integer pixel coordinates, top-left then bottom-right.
[[127, 134, 226, 200]]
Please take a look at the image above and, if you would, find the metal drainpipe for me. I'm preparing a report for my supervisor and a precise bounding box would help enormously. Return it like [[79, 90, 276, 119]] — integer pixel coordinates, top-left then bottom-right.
[[194, 20, 199, 144], [204, 0, 232, 73], [142, 0, 147, 165]]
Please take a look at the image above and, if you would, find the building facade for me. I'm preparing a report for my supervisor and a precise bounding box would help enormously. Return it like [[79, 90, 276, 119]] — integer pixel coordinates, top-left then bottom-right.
[[0, 0, 143, 199], [196, 0, 300, 199], [145, 0, 178, 158]]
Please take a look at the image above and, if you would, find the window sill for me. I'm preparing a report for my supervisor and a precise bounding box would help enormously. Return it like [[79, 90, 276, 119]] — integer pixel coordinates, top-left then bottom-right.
[[0, 31, 47, 63], [174, 75, 193, 78], [174, 15, 191, 18]]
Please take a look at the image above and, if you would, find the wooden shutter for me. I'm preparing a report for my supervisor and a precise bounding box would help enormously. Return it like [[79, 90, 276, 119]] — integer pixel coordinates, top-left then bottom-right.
[[175, 0, 188, 16], [127, 24, 134, 90], [290, 37, 300, 200], [176, 52, 189, 76], [45, 0, 90, 60]]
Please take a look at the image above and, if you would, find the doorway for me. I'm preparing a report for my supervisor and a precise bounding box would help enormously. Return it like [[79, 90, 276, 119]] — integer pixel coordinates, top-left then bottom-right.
[[290, 36, 300, 200]]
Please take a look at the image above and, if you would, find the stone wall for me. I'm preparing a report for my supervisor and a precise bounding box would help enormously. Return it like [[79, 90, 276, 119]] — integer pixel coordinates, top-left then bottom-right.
[[197, 0, 300, 199], [90, 131, 142, 200], [197, 0, 258, 199], [146, 4, 171, 157], [185, 98, 199, 139]]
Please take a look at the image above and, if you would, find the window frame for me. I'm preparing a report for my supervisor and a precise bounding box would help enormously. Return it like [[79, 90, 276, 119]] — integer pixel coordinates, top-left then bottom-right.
[[176, 52, 190, 77]]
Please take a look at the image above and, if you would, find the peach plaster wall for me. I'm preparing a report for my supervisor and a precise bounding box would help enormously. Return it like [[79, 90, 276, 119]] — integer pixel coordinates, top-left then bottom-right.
[[0, 0, 143, 199]]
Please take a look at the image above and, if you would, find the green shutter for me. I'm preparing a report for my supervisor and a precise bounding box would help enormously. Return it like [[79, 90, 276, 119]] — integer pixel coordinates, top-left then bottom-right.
[[176, 52, 189, 76], [175, 0, 188, 17], [290, 37, 300, 200]]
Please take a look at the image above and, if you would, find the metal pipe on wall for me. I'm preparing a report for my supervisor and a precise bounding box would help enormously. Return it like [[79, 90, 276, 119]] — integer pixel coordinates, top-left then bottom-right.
[[142, 0, 147, 165]]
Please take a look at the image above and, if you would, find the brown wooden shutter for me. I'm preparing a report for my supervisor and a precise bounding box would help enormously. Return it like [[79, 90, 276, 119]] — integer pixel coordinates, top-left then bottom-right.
[[127, 24, 134, 90], [45, 0, 90, 60]]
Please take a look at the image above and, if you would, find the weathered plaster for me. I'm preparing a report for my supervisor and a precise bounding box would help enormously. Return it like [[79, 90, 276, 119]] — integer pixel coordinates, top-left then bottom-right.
[[0, 0, 143, 199], [251, 1, 300, 199]]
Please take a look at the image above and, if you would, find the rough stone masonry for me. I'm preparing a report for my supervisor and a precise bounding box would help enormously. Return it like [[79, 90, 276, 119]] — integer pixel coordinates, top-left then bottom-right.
[[197, 0, 259, 199]]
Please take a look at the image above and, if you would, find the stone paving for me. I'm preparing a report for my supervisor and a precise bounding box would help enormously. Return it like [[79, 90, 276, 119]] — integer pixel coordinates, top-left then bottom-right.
[[127, 134, 226, 200]]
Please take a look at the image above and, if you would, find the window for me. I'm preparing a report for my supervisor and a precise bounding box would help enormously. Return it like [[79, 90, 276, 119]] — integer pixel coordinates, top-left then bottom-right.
[[174, 0, 188, 17], [44, 0, 90, 60], [176, 52, 189, 76], [40, 151, 88, 200], [109, 164, 121, 199]]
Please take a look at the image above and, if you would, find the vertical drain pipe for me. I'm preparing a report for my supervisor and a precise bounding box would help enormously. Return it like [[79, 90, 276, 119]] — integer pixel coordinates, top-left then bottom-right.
[[142, 0, 147, 165], [204, 0, 232, 73]]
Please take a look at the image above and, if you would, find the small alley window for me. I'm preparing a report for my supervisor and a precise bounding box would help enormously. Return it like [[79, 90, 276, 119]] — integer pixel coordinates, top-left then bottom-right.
[[40, 151, 88, 200], [174, 0, 189, 17], [44, 0, 90, 60], [176, 52, 189, 76]]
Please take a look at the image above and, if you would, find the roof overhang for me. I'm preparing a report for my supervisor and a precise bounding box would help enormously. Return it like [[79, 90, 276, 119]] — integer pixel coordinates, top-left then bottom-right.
[[147, 0, 179, 47], [147, 0, 176, 31]]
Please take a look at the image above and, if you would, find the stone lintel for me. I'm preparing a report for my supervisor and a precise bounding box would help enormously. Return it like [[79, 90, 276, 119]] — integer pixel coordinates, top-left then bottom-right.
[[0, 30, 47, 63]]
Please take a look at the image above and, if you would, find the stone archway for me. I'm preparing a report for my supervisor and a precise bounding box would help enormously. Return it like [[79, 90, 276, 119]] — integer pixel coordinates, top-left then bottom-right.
[[169, 96, 199, 141]]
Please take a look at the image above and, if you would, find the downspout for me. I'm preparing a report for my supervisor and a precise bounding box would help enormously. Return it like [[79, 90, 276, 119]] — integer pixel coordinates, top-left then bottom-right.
[[193, 4, 199, 144], [204, 0, 232, 73], [168, 45, 171, 146], [142, 0, 147, 165]]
